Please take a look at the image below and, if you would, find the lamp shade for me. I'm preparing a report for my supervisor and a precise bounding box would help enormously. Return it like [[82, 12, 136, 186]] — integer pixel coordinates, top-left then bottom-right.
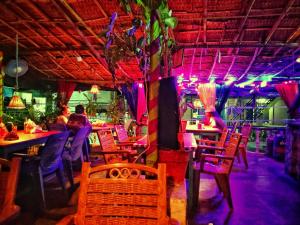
[[7, 95, 26, 109], [90, 85, 99, 94]]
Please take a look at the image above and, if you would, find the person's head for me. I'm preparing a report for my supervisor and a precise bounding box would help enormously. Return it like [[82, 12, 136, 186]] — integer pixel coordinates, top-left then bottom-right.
[[61, 105, 70, 116], [75, 104, 85, 114]]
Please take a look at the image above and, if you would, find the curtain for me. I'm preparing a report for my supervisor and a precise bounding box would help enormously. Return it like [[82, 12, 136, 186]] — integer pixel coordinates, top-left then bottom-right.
[[121, 83, 138, 119], [198, 83, 216, 112], [158, 77, 180, 149], [57, 80, 76, 106], [137, 83, 147, 124], [216, 84, 232, 114], [275, 82, 298, 109]]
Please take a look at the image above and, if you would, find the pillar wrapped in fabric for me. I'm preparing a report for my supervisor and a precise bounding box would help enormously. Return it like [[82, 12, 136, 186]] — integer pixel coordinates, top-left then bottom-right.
[[146, 10, 161, 167], [158, 77, 180, 149]]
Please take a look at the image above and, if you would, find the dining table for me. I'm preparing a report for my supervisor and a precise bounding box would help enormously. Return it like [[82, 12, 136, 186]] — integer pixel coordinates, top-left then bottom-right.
[[0, 130, 60, 158]]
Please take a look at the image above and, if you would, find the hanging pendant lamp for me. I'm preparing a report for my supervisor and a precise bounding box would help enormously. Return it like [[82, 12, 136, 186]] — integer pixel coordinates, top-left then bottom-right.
[[90, 85, 99, 94], [7, 34, 25, 109]]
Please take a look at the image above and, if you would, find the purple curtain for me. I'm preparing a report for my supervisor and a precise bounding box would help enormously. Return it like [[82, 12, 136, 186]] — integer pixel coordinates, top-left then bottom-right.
[[121, 83, 138, 119], [216, 84, 232, 114]]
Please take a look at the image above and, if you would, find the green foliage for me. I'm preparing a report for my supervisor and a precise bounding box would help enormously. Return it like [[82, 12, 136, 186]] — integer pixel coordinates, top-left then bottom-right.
[[83, 93, 98, 117], [107, 95, 125, 124]]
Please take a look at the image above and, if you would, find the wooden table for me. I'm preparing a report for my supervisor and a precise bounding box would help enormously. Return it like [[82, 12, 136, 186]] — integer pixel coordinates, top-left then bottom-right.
[[0, 130, 60, 158], [186, 126, 222, 135], [182, 133, 197, 214]]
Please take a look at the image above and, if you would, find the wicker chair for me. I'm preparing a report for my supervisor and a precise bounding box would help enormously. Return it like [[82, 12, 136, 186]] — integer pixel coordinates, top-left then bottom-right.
[[92, 129, 137, 164], [57, 163, 170, 225], [193, 133, 242, 209], [115, 125, 141, 144], [0, 157, 21, 224]]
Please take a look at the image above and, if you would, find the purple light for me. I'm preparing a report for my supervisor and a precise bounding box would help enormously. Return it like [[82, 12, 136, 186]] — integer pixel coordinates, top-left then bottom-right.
[[138, 83, 143, 88]]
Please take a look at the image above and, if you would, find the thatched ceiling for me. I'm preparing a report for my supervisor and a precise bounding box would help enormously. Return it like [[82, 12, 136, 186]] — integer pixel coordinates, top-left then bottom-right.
[[0, 0, 299, 88]]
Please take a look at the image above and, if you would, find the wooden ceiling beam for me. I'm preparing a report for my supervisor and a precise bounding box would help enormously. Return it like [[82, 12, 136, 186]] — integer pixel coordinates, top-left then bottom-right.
[[51, 0, 111, 77], [237, 47, 260, 81], [26, 0, 81, 46], [56, 0, 131, 80], [273, 25, 300, 57], [264, 0, 296, 45], [8, 2, 105, 81], [0, 3, 76, 79]]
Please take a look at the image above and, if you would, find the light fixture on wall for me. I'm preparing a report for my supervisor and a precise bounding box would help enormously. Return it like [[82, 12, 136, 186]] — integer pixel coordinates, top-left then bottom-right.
[[7, 34, 25, 109], [90, 85, 99, 94], [90, 84, 99, 101]]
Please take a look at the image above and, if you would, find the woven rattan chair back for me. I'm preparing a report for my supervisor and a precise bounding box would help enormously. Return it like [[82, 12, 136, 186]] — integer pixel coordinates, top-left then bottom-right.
[[75, 163, 169, 225], [0, 157, 21, 224]]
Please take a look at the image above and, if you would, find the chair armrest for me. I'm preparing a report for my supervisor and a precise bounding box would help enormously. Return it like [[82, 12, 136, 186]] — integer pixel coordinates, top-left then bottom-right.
[[197, 145, 225, 151], [201, 153, 234, 161], [116, 141, 136, 146], [100, 150, 136, 155], [0, 205, 20, 224], [56, 215, 75, 225], [13, 153, 41, 160], [196, 139, 218, 145]]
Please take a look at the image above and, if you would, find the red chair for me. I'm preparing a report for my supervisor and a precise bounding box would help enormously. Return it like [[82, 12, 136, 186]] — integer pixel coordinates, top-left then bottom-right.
[[0, 158, 21, 224]]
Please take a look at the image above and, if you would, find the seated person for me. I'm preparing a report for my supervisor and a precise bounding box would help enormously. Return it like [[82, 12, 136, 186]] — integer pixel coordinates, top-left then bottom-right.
[[67, 104, 92, 135], [56, 105, 70, 125]]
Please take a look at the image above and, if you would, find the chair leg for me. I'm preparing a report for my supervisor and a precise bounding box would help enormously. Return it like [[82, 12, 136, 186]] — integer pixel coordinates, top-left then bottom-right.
[[56, 163, 66, 191], [236, 150, 241, 163], [214, 175, 222, 193], [193, 166, 201, 209], [240, 147, 248, 169], [63, 160, 74, 191], [217, 174, 233, 209], [37, 167, 46, 209]]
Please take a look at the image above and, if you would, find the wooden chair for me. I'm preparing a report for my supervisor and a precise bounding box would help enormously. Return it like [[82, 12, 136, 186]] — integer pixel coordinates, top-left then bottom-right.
[[195, 128, 229, 161], [238, 123, 252, 169], [93, 129, 137, 164], [193, 133, 242, 209], [115, 124, 141, 144], [57, 163, 170, 225], [0, 157, 21, 224]]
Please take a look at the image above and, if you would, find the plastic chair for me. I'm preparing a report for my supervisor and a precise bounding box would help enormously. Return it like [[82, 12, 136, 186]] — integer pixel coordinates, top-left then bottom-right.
[[0, 157, 21, 224], [57, 163, 170, 225], [63, 127, 90, 189], [193, 133, 242, 209]]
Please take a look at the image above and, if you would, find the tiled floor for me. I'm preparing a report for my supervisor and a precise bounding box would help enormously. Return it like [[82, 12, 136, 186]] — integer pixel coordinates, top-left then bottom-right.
[[189, 153, 300, 225]]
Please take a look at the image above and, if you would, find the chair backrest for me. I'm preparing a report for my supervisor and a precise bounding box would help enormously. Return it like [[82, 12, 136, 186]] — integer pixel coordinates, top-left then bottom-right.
[[216, 128, 229, 148], [222, 133, 242, 173], [68, 127, 90, 161], [39, 131, 70, 174], [241, 123, 252, 137], [115, 125, 128, 142], [240, 123, 252, 147], [97, 130, 121, 163], [0, 158, 21, 212], [48, 123, 67, 132], [75, 163, 168, 225]]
